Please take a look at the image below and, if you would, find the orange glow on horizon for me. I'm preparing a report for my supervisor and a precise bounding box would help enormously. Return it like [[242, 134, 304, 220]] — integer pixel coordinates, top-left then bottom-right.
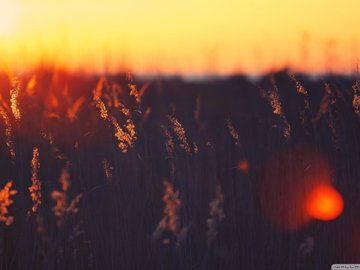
[[0, 0, 359, 74], [306, 185, 344, 221]]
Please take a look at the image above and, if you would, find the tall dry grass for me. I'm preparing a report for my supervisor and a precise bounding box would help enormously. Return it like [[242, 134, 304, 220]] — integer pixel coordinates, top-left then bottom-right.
[[0, 70, 356, 269]]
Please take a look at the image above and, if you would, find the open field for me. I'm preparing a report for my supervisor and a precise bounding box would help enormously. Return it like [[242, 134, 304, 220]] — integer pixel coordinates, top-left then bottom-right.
[[0, 69, 359, 269]]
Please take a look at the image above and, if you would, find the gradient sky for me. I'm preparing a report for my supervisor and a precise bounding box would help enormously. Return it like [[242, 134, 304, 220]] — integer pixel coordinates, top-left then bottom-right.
[[0, 0, 359, 74]]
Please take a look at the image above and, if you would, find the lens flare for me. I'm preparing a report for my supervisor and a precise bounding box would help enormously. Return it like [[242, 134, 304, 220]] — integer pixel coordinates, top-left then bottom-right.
[[259, 147, 333, 231], [306, 185, 344, 221]]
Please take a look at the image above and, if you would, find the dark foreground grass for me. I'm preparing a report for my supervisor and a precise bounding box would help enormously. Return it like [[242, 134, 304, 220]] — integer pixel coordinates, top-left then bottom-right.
[[0, 70, 359, 269]]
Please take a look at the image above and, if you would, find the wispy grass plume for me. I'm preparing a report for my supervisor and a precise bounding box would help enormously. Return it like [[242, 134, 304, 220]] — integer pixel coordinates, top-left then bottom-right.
[[0, 181, 17, 226], [0, 105, 15, 159], [167, 115, 191, 154], [29, 147, 42, 213], [9, 75, 21, 120], [152, 180, 181, 243], [207, 185, 225, 246]]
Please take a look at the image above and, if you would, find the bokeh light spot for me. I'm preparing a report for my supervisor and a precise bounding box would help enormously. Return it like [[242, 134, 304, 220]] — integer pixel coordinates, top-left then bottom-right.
[[306, 185, 344, 221], [238, 160, 250, 172], [259, 147, 333, 231]]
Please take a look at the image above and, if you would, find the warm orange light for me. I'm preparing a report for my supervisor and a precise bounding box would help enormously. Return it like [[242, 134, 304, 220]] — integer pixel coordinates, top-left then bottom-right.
[[238, 160, 249, 172], [259, 147, 332, 231], [306, 185, 344, 221], [0, 0, 18, 36], [0, 0, 359, 74]]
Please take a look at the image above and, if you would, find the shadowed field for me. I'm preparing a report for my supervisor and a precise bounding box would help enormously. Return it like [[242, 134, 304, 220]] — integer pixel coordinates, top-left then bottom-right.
[[0, 69, 359, 269]]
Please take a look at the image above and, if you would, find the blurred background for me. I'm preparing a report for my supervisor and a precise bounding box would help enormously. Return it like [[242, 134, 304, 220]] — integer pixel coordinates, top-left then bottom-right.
[[0, 0, 359, 75]]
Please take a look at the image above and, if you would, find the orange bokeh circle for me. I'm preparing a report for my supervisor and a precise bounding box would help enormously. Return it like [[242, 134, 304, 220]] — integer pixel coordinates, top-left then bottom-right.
[[306, 184, 344, 221], [258, 147, 334, 231]]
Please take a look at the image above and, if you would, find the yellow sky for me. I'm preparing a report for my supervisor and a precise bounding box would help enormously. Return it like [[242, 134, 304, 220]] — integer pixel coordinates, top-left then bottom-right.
[[0, 0, 359, 74]]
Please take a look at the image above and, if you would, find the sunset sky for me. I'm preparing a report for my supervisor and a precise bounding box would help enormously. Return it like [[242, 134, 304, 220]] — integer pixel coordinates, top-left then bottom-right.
[[0, 0, 359, 75]]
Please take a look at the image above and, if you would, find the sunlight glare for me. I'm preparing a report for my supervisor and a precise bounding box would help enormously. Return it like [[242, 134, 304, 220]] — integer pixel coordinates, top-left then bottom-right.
[[306, 185, 344, 221], [0, 0, 18, 36]]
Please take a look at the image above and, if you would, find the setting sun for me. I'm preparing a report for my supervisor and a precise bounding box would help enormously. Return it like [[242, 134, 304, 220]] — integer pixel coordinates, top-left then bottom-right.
[[0, 0, 18, 36], [306, 185, 344, 221]]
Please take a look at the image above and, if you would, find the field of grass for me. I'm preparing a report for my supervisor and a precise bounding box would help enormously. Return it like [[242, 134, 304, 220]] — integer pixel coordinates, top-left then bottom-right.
[[0, 69, 359, 269]]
